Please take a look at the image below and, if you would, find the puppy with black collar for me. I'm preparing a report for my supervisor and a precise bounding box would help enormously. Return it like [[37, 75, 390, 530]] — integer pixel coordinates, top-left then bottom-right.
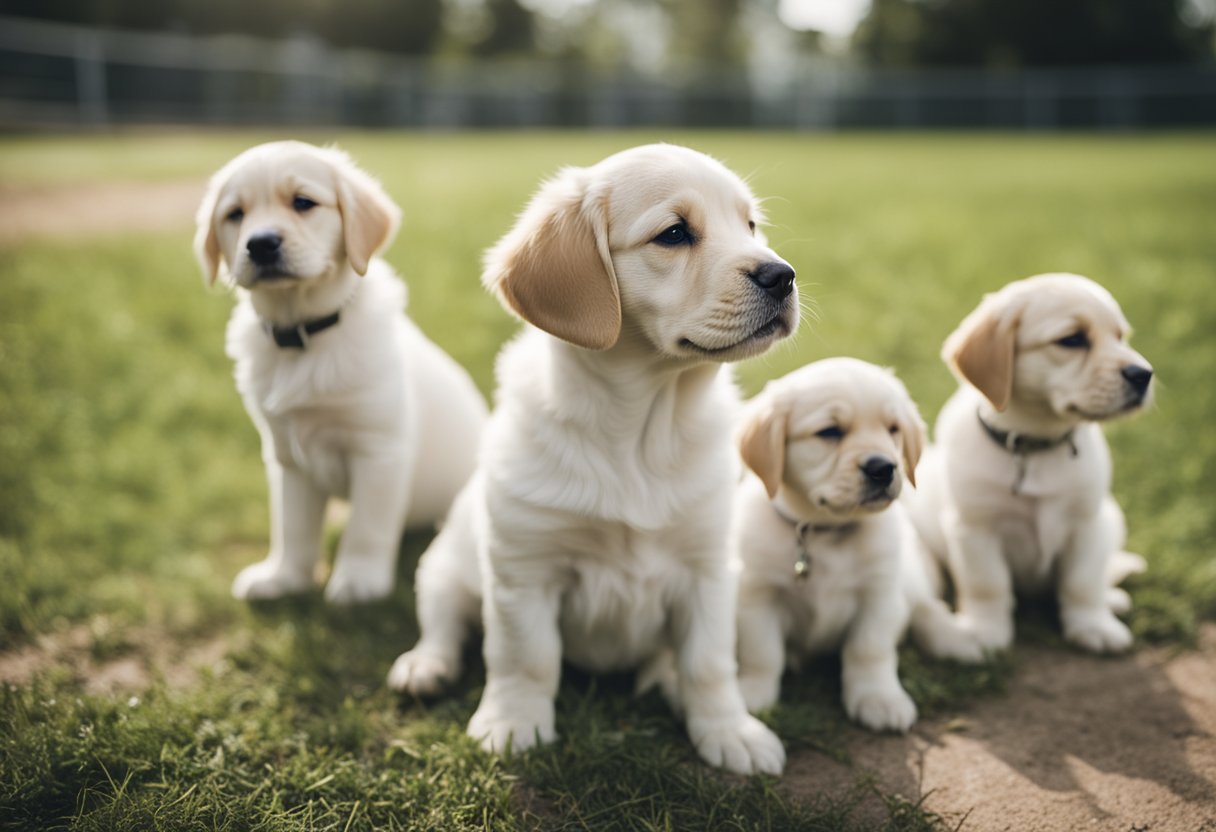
[[905, 273, 1153, 653], [195, 141, 487, 604], [733, 358, 982, 733]]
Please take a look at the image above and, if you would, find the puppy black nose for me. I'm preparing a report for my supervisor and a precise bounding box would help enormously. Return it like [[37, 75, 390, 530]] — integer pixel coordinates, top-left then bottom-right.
[[748, 262, 796, 301], [246, 232, 283, 264], [1121, 365, 1153, 394], [860, 456, 896, 488]]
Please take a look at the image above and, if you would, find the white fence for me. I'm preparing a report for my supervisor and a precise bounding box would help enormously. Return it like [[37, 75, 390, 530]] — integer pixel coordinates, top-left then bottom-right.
[[2, 15, 1214, 129]]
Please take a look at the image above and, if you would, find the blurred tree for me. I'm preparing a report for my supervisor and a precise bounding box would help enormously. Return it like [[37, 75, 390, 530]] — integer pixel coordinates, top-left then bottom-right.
[[855, 0, 1215, 67], [470, 0, 536, 57], [0, 0, 444, 55], [664, 0, 747, 67]]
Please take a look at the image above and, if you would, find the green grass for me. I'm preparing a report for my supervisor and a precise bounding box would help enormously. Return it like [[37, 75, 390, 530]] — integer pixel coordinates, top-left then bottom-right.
[[1, 130, 1214, 830]]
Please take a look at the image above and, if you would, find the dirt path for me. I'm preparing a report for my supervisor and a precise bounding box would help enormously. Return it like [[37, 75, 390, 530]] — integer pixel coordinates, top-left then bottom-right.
[[0, 178, 204, 246], [788, 627, 1216, 831]]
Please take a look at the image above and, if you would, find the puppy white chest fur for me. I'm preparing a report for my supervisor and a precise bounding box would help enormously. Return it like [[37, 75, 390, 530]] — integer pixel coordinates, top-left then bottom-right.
[[557, 525, 692, 672], [787, 531, 875, 654], [227, 267, 411, 498], [936, 388, 1112, 591], [483, 331, 737, 671]]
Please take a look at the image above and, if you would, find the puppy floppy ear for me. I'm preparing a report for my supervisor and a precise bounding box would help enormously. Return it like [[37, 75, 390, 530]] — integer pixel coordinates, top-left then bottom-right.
[[483, 167, 621, 351], [737, 398, 787, 499], [896, 397, 926, 488], [193, 175, 224, 286], [943, 295, 1020, 411], [332, 152, 401, 276]]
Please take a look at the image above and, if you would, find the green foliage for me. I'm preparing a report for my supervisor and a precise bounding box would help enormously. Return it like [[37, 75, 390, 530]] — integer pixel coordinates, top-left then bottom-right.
[[855, 0, 1214, 67], [0, 130, 1213, 829]]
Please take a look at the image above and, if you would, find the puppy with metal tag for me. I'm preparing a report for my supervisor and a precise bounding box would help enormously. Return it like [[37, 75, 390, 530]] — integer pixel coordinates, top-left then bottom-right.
[[195, 141, 487, 604], [732, 358, 983, 733], [904, 273, 1153, 653]]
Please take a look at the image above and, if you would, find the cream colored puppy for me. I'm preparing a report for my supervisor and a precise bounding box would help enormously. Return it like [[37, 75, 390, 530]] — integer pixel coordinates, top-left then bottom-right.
[[732, 358, 982, 733], [905, 273, 1152, 653], [195, 141, 487, 604], [389, 144, 798, 775]]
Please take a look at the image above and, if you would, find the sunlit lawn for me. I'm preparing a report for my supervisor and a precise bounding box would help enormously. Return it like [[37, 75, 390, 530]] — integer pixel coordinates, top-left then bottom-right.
[[1, 130, 1213, 830]]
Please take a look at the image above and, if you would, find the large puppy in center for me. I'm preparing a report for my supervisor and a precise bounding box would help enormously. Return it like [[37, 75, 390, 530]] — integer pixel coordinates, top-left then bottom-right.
[[389, 144, 798, 775], [905, 273, 1153, 653], [195, 141, 487, 604]]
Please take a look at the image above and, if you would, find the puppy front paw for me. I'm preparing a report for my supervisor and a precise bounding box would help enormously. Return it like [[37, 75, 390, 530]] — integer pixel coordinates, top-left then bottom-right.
[[924, 621, 986, 664], [960, 609, 1014, 652], [845, 684, 918, 733], [231, 559, 313, 600], [1062, 608, 1133, 653], [687, 714, 786, 776], [737, 672, 781, 713], [1107, 587, 1133, 616], [467, 696, 556, 755], [387, 649, 458, 697], [324, 559, 394, 605]]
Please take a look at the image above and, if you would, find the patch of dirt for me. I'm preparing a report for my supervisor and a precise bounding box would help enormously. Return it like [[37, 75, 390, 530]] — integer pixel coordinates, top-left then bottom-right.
[[786, 626, 1216, 831], [0, 624, 230, 695], [0, 178, 205, 246]]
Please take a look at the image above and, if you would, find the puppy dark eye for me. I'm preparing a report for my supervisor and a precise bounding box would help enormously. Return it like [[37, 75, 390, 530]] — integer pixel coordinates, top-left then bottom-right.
[[654, 222, 693, 247], [889, 425, 899, 435], [1056, 331, 1090, 349], [748, 220, 756, 233], [816, 426, 844, 440], [226, 207, 244, 223], [293, 196, 317, 213]]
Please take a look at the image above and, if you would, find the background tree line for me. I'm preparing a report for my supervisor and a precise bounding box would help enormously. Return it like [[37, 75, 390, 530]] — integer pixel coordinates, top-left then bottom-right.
[[1, 0, 1211, 68]]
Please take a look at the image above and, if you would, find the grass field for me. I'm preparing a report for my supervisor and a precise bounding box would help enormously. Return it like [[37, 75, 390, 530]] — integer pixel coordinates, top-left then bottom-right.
[[1, 130, 1214, 830]]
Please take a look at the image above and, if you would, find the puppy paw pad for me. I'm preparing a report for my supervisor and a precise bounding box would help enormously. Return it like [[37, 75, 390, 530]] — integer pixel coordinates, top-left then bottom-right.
[[1063, 611, 1133, 653], [847, 688, 918, 733], [323, 571, 393, 605], [231, 560, 313, 600], [691, 715, 786, 776], [387, 651, 454, 696]]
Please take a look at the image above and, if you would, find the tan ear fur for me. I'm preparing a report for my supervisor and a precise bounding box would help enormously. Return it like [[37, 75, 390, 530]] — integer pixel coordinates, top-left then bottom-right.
[[193, 178, 223, 286], [897, 401, 926, 487], [737, 401, 787, 499], [334, 156, 401, 276], [483, 169, 621, 351], [943, 297, 1019, 411]]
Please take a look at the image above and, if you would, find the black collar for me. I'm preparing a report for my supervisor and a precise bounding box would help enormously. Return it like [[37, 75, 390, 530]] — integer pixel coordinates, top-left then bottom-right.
[[262, 310, 341, 349], [771, 501, 859, 580], [976, 410, 1077, 456], [977, 410, 1079, 495]]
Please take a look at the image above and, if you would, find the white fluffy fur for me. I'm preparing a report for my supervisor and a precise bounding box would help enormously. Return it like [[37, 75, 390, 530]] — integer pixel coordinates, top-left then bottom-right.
[[905, 273, 1152, 653], [195, 141, 487, 604], [389, 144, 799, 775], [732, 358, 983, 734]]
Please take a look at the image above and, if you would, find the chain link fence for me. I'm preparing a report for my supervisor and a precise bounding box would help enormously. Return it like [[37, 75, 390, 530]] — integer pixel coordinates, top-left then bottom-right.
[[2, 15, 1214, 129]]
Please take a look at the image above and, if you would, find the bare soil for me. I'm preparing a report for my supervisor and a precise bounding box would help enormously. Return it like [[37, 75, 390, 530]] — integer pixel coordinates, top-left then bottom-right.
[[787, 627, 1216, 832], [0, 178, 204, 246]]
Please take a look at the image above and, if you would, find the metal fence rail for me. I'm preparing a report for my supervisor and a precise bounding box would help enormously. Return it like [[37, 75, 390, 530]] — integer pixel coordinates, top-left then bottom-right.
[[2, 15, 1214, 129]]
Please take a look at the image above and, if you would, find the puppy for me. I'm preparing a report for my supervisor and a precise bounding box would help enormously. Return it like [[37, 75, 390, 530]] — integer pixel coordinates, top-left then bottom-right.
[[905, 273, 1152, 652], [194, 141, 487, 604], [388, 144, 798, 775], [732, 358, 982, 733]]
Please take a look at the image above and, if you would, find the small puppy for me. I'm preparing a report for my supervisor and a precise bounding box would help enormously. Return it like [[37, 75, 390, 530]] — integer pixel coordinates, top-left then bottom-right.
[[732, 358, 982, 733], [905, 273, 1152, 652], [389, 144, 798, 775], [195, 141, 487, 604]]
